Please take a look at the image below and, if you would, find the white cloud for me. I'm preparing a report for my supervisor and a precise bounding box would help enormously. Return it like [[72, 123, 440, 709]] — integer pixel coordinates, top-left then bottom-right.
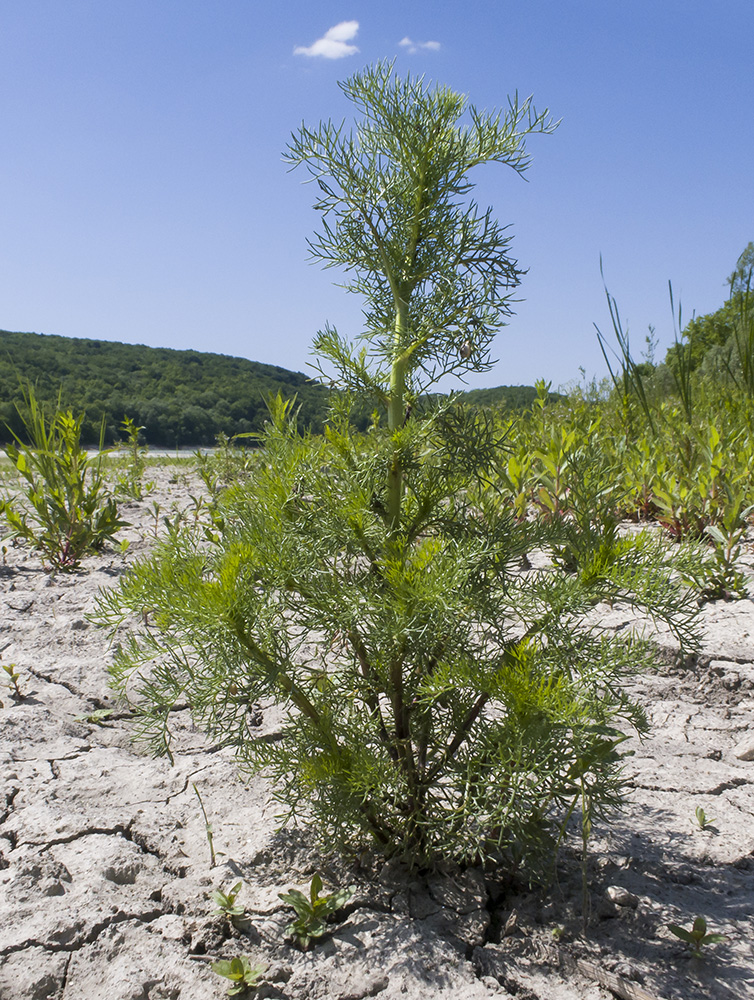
[[398, 36, 441, 54], [294, 21, 359, 59]]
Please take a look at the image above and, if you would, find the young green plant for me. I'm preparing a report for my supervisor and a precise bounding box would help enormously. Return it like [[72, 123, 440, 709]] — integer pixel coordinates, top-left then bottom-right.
[[212, 881, 246, 923], [1, 385, 126, 569], [279, 873, 355, 950], [193, 783, 220, 867], [211, 957, 267, 995], [116, 416, 153, 500], [1, 661, 24, 700], [669, 915, 726, 958], [694, 806, 716, 831]]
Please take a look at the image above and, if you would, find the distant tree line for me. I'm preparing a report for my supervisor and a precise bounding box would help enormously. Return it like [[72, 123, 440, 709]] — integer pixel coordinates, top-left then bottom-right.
[[0, 329, 553, 447], [0, 331, 331, 446]]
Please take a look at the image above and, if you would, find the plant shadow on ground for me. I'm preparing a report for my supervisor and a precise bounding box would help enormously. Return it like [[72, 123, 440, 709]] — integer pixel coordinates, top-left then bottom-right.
[[532, 801, 754, 1000], [211, 805, 753, 999]]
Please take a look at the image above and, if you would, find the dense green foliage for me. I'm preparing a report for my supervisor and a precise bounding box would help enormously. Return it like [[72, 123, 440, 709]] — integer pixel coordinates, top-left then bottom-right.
[[0, 329, 330, 446], [97, 395, 698, 871], [0, 328, 549, 447], [493, 380, 754, 601], [452, 383, 564, 408]]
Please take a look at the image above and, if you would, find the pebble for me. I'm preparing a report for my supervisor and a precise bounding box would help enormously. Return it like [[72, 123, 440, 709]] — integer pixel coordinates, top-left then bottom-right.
[[733, 733, 754, 761], [606, 886, 639, 908]]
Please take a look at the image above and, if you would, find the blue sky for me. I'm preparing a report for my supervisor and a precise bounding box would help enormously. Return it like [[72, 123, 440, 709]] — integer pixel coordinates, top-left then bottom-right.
[[1, 2, 752, 391]]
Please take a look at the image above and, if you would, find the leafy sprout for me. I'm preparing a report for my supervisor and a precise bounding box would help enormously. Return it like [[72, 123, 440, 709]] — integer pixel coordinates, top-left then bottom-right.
[[694, 806, 717, 830], [212, 880, 246, 922], [211, 956, 267, 995], [279, 873, 355, 950], [668, 915, 726, 958]]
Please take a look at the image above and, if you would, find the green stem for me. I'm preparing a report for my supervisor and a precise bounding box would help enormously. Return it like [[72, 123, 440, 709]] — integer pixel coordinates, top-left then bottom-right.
[[232, 621, 323, 728], [424, 691, 489, 784], [386, 300, 409, 531]]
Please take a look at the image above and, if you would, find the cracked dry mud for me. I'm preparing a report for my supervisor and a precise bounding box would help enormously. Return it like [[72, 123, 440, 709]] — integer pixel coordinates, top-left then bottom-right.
[[1, 467, 753, 1000]]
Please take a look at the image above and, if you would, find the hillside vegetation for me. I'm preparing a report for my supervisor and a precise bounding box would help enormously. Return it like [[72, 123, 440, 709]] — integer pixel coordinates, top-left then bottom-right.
[[0, 328, 547, 446], [0, 330, 331, 446]]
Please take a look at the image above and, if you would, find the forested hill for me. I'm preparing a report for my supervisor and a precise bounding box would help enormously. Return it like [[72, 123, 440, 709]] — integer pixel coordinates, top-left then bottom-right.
[[0, 329, 331, 446], [0, 328, 545, 447]]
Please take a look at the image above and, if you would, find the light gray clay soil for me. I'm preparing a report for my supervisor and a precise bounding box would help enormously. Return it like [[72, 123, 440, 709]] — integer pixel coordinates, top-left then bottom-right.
[[1, 466, 752, 1000]]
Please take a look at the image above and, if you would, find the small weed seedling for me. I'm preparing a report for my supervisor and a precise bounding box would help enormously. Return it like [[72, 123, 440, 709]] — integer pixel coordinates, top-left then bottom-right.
[[669, 915, 726, 958], [695, 806, 716, 830], [116, 416, 152, 500], [2, 661, 24, 700], [192, 782, 221, 867], [74, 707, 119, 726], [212, 881, 246, 923], [149, 500, 162, 538], [279, 873, 355, 950], [211, 956, 267, 995]]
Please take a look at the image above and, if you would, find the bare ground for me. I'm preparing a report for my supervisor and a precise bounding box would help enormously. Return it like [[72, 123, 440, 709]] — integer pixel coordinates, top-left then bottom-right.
[[1, 466, 753, 1000]]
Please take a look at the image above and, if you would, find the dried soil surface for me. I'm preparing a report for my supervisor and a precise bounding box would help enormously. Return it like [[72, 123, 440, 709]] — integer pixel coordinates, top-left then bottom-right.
[[1, 466, 753, 1000]]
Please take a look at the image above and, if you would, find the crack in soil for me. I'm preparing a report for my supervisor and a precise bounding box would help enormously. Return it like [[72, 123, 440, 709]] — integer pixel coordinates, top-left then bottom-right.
[[164, 767, 213, 804], [61, 953, 73, 996], [36, 823, 135, 852], [27, 821, 186, 878], [7, 599, 35, 613], [127, 826, 188, 877], [0, 786, 20, 825], [26, 666, 83, 698], [0, 909, 165, 957], [627, 776, 749, 794], [707, 777, 750, 794], [14, 746, 94, 767]]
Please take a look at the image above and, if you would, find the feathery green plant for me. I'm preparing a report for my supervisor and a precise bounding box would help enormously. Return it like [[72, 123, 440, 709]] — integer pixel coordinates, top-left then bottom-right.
[[95, 63, 698, 874]]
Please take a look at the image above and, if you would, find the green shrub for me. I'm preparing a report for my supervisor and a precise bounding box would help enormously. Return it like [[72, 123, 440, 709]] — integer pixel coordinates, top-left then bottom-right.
[[2, 386, 126, 568], [95, 63, 698, 875]]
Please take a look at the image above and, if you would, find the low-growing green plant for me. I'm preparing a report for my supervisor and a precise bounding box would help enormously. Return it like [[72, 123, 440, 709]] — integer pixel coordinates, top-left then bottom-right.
[[195, 431, 260, 496], [694, 806, 716, 830], [116, 416, 153, 500], [668, 915, 726, 957], [1, 660, 24, 700], [211, 956, 267, 995], [74, 707, 120, 725], [1, 386, 126, 569], [675, 491, 751, 603], [212, 880, 246, 922], [148, 499, 162, 539], [279, 873, 355, 950]]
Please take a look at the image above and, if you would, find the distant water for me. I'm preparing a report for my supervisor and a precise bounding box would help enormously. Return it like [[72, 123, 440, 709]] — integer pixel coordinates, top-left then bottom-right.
[[85, 447, 217, 458]]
